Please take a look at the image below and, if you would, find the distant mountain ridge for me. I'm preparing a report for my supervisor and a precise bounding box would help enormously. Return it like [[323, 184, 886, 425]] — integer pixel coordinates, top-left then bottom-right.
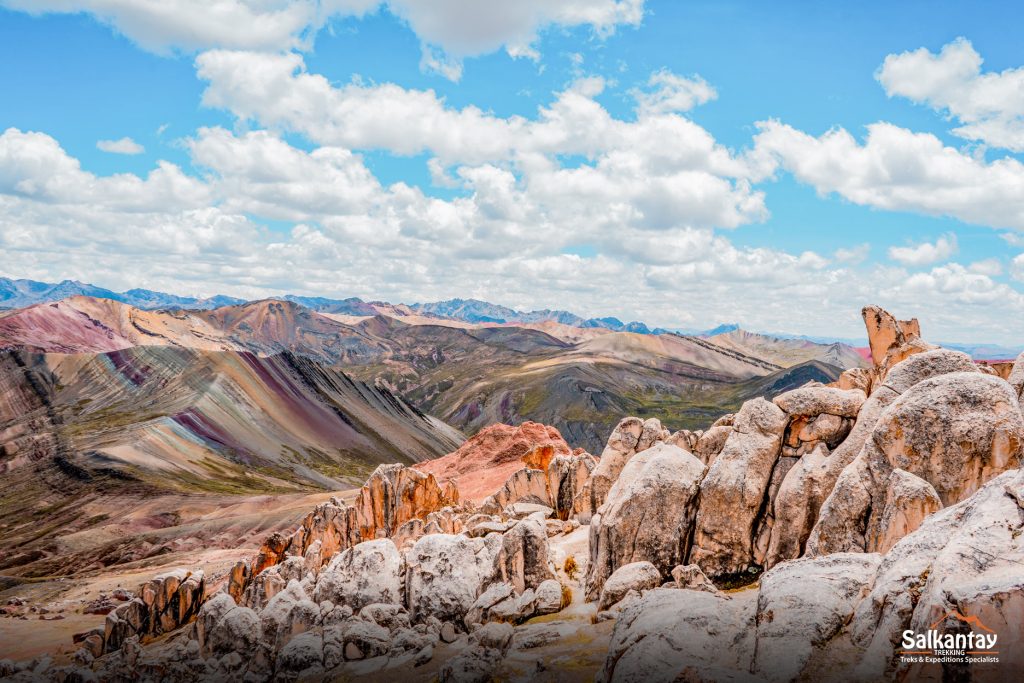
[[1, 276, 1019, 358], [409, 297, 652, 333], [0, 277, 245, 310]]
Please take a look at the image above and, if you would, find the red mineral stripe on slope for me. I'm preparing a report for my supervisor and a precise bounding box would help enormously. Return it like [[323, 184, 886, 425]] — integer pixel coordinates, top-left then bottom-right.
[[416, 421, 572, 503], [0, 300, 134, 353]]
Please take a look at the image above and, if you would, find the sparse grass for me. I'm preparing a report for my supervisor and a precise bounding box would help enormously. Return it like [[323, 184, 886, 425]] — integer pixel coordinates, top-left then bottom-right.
[[563, 555, 579, 581], [560, 583, 573, 609]]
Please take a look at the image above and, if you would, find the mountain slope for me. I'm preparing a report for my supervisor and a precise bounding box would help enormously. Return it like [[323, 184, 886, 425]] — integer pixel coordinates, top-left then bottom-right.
[[707, 329, 868, 370], [0, 347, 463, 493], [0, 347, 462, 577]]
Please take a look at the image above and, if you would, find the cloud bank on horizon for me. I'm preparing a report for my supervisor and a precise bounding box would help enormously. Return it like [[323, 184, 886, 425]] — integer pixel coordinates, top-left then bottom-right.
[[0, 0, 1022, 343]]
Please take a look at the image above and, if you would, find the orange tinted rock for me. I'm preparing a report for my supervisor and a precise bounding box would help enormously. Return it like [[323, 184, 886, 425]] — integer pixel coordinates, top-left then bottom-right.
[[416, 422, 572, 503]]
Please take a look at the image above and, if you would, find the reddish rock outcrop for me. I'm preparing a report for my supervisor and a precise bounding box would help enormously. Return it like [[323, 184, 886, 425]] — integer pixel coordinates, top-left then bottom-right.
[[234, 463, 460, 606], [103, 569, 205, 653], [416, 422, 572, 503]]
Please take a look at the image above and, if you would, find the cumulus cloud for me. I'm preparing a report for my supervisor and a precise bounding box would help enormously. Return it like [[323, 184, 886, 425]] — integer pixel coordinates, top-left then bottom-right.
[[878, 38, 1024, 151], [834, 243, 870, 264], [386, 0, 644, 79], [2, 25, 1024, 342], [898, 262, 1024, 306], [195, 53, 765, 230], [1, 0, 643, 78], [0, 0, 365, 53], [1001, 232, 1024, 248], [887, 233, 958, 266], [96, 136, 145, 155], [968, 258, 1002, 276], [751, 120, 1024, 230], [632, 70, 717, 116], [1012, 254, 1024, 283], [4, 123, 997, 344]]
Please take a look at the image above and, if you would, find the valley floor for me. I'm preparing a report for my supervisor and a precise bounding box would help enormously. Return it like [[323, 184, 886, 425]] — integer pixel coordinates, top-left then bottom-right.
[[0, 489, 355, 663]]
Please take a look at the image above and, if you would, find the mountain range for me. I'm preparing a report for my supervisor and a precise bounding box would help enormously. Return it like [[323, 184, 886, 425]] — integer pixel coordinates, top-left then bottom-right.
[[0, 277, 788, 339], [0, 295, 867, 453]]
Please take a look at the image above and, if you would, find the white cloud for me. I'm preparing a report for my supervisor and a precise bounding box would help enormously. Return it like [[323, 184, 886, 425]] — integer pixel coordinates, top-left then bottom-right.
[[834, 243, 870, 264], [899, 263, 1024, 306], [386, 0, 644, 79], [2, 33, 1024, 343], [632, 70, 717, 116], [195, 53, 765, 231], [878, 38, 1024, 151], [1000, 232, 1024, 247], [968, 258, 1002, 276], [96, 136, 145, 155], [1, 0, 644, 78], [887, 233, 958, 267], [1, 128, 208, 211], [0, 0, 372, 53], [1012, 254, 1024, 283], [752, 120, 1024, 230]]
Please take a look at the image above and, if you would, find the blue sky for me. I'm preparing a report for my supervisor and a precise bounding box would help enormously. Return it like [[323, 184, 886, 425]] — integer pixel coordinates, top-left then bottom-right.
[[1, 1, 1023, 343]]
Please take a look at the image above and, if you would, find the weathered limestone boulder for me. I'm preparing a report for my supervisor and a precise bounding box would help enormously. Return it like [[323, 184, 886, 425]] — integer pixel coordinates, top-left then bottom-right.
[[836, 366, 872, 394], [252, 531, 292, 577], [573, 417, 642, 522], [195, 594, 261, 659], [863, 304, 935, 382], [809, 372, 1024, 555], [599, 562, 662, 611], [492, 517, 555, 593], [587, 443, 706, 600], [405, 533, 503, 625], [712, 413, 735, 428], [866, 469, 942, 554], [260, 580, 320, 652], [796, 412, 846, 444], [773, 385, 865, 418], [238, 465, 460, 603], [339, 619, 391, 660], [546, 452, 596, 520], [670, 564, 721, 595], [574, 417, 669, 522], [1009, 351, 1024, 400], [276, 631, 324, 675], [227, 561, 250, 604], [597, 588, 757, 683], [849, 467, 1024, 682], [242, 556, 306, 611], [752, 553, 881, 682], [693, 425, 732, 465], [465, 578, 563, 625], [768, 347, 988, 568], [481, 468, 550, 514], [665, 429, 697, 452], [878, 347, 979, 394], [312, 539, 404, 610], [690, 398, 787, 578]]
